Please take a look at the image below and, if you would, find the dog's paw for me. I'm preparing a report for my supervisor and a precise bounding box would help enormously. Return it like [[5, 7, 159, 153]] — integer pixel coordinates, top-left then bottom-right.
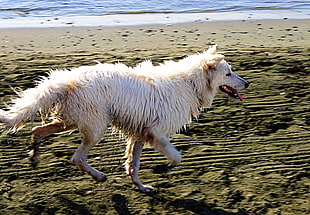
[[28, 150, 40, 168], [91, 171, 108, 182], [138, 184, 157, 193], [168, 160, 179, 168]]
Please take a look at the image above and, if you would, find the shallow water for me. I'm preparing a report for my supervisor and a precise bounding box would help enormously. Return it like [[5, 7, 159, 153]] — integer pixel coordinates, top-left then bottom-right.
[[1, 0, 308, 18], [0, 0, 309, 28]]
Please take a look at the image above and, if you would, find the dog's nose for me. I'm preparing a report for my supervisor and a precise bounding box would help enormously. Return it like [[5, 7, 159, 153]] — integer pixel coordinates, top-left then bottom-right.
[[244, 81, 250, 89]]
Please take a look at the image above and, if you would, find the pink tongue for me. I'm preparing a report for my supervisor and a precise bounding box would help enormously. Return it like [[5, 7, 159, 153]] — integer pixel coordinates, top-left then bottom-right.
[[237, 92, 244, 101], [231, 87, 244, 101]]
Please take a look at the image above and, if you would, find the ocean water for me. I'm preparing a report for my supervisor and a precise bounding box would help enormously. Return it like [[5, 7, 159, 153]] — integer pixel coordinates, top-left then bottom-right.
[[0, 0, 309, 28]]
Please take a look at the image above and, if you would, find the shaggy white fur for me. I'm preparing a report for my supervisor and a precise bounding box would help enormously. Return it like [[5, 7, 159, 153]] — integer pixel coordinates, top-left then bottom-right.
[[0, 45, 248, 192]]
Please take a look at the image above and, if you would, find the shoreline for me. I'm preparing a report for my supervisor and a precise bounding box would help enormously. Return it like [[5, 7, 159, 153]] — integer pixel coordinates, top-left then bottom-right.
[[0, 19, 309, 56], [0, 9, 309, 29]]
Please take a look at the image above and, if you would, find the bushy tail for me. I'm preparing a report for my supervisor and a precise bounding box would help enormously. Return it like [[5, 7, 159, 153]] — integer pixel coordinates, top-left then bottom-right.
[[0, 70, 76, 132]]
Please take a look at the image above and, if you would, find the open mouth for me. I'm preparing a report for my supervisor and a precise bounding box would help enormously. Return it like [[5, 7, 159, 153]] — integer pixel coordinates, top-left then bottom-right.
[[219, 85, 244, 101]]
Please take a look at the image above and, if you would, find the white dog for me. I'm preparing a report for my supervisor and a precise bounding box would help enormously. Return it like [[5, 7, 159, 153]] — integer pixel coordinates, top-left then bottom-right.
[[0, 45, 249, 192]]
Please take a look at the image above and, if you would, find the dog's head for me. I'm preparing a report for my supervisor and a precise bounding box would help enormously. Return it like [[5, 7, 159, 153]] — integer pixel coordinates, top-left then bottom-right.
[[202, 45, 249, 101]]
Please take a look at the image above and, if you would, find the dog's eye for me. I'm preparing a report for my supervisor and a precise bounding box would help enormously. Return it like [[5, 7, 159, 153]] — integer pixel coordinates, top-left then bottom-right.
[[226, 73, 232, 76]]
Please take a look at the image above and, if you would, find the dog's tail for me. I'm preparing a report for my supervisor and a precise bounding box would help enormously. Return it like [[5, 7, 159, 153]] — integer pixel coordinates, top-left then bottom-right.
[[0, 69, 80, 132]]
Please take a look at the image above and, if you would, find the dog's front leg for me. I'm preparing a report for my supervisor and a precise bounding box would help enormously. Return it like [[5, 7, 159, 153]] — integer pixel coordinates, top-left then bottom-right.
[[126, 140, 156, 192], [150, 131, 182, 167]]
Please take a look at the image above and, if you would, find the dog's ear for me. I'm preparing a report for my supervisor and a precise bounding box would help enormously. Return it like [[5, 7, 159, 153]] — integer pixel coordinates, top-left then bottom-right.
[[202, 54, 224, 72], [202, 45, 225, 69], [206, 54, 224, 67], [205, 45, 218, 55]]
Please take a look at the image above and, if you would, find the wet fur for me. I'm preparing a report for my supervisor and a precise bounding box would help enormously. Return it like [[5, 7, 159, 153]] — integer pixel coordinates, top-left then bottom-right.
[[0, 45, 248, 192]]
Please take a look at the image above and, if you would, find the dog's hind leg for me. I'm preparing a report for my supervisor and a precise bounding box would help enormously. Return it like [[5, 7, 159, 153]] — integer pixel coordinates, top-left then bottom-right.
[[30, 118, 76, 167], [125, 139, 156, 192], [71, 127, 107, 182]]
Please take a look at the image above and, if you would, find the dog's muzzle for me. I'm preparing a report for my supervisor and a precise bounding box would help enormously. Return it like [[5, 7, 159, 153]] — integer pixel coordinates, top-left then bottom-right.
[[219, 81, 249, 101]]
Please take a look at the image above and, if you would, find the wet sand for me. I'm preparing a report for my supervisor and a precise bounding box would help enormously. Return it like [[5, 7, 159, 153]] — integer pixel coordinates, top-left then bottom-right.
[[0, 19, 309, 214]]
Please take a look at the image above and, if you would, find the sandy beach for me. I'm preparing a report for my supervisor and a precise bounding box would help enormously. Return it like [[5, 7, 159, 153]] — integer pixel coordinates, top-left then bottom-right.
[[1, 19, 309, 55], [0, 19, 309, 215]]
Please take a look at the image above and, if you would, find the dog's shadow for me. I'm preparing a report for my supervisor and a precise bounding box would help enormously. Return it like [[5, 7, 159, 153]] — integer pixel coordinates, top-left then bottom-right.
[[112, 194, 131, 215], [112, 192, 247, 215], [154, 194, 247, 215], [152, 164, 173, 174]]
